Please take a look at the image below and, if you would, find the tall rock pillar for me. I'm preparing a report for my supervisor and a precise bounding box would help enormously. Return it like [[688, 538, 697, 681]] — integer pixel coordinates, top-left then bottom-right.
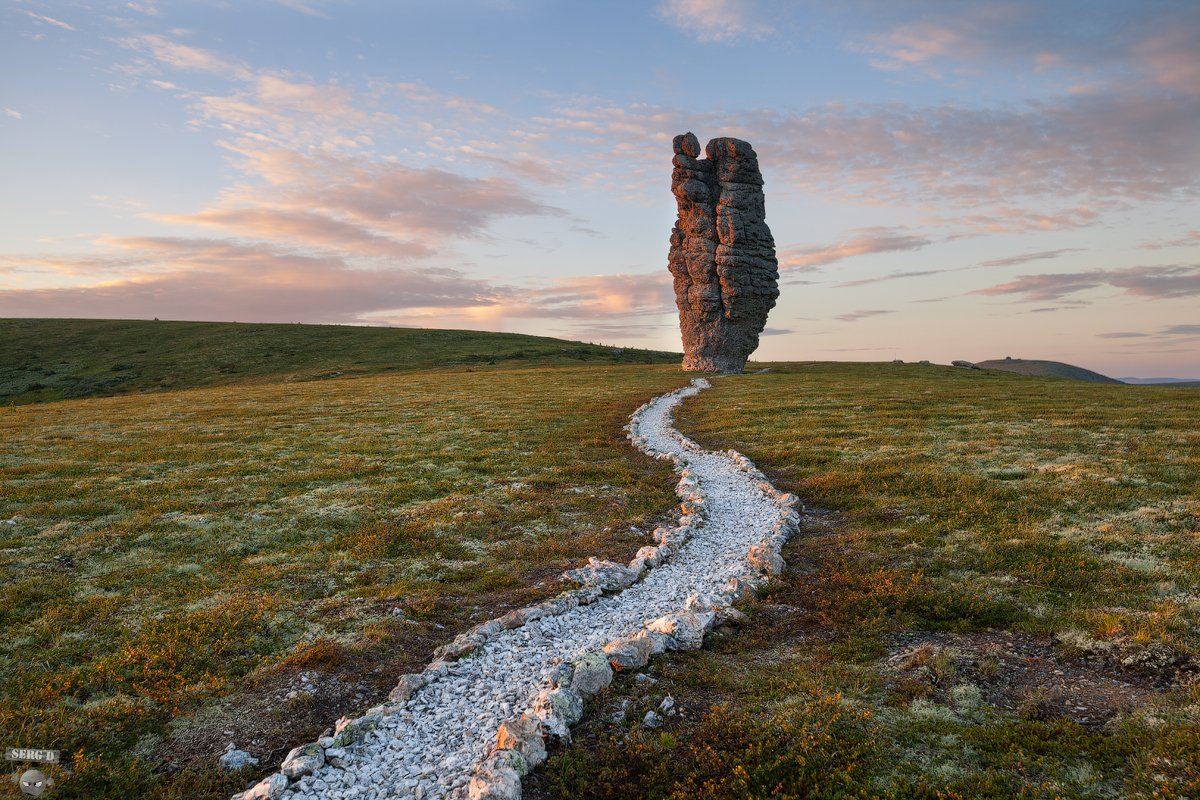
[[668, 132, 779, 373]]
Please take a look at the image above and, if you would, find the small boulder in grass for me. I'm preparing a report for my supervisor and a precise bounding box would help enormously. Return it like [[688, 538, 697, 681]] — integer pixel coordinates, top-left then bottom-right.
[[219, 744, 258, 771], [280, 742, 324, 779]]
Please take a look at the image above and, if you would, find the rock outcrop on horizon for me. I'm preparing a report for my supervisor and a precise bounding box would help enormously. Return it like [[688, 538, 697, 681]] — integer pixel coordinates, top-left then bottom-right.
[[668, 132, 779, 373]]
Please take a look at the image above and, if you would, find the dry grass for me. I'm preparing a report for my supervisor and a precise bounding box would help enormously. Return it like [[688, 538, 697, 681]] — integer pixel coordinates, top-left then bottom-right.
[[0, 364, 686, 798], [531, 362, 1200, 800]]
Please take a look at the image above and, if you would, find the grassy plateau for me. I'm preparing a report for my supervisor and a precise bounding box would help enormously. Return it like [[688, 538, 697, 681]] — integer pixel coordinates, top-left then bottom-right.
[[4, 323, 1198, 799], [529, 362, 1200, 800], [1, 320, 685, 798]]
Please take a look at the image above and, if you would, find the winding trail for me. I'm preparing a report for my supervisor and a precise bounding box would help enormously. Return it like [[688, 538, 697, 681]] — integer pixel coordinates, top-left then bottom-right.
[[255, 378, 799, 800]]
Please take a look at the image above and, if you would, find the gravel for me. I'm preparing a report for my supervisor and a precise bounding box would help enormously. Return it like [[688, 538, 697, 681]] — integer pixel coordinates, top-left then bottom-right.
[[273, 377, 791, 800]]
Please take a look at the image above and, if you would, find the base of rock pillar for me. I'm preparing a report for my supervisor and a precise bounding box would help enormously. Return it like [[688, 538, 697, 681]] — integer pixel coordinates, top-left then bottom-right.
[[681, 354, 746, 374]]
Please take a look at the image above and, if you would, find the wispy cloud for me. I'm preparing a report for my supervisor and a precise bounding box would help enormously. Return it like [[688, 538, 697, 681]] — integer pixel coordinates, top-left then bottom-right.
[[835, 269, 944, 288], [24, 10, 76, 31], [780, 227, 932, 270], [0, 238, 504, 324], [835, 309, 896, 322], [854, 3, 1200, 95], [364, 272, 675, 336], [271, 0, 331, 18], [656, 0, 773, 43], [1140, 229, 1200, 249], [126, 33, 252, 79], [150, 208, 435, 259], [3, 108, 22, 120], [537, 89, 1200, 231], [978, 248, 1085, 268], [975, 264, 1200, 302]]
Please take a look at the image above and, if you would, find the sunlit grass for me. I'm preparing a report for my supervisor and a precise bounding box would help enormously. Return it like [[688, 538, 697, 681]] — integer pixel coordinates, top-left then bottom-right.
[[0, 363, 687, 797], [531, 361, 1200, 799]]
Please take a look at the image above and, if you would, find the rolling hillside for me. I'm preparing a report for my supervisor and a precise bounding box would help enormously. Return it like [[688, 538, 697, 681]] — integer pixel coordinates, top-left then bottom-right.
[[975, 357, 1123, 384], [0, 318, 680, 405]]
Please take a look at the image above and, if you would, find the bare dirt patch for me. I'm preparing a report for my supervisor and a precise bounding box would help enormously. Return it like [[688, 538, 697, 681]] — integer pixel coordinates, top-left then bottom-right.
[[884, 629, 1197, 729]]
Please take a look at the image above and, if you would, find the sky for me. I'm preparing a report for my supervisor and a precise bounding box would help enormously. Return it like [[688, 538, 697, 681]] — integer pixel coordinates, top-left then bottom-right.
[[1, 0, 1198, 378]]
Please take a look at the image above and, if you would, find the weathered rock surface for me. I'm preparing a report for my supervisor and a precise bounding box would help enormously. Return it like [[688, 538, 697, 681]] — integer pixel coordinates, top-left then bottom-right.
[[570, 652, 614, 696], [669, 132, 779, 373], [280, 743, 324, 779], [219, 744, 258, 771], [561, 558, 638, 592]]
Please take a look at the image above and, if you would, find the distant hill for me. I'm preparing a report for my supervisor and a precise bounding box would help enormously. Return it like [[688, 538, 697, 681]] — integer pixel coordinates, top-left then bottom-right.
[[974, 358, 1123, 384], [1119, 377, 1200, 387], [0, 318, 681, 405]]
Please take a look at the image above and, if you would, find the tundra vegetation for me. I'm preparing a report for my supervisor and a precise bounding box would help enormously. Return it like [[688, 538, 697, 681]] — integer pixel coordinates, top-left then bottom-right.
[[4, 325, 1198, 799], [0, 320, 684, 798], [530, 362, 1200, 800]]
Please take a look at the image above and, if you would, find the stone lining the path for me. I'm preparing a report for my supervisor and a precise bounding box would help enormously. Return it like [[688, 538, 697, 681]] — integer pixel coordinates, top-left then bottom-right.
[[233, 377, 801, 800]]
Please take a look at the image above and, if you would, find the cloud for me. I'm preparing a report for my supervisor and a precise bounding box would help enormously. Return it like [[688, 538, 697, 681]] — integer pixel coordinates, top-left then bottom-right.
[[514, 273, 675, 319], [1126, 17, 1200, 95], [3, 108, 21, 120], [126, 34, 252, 79], [364, 272, 676, 337], [760, 327, 795, 336], [780, 227, 932, 269], [537, 89, 1200, 231], [978, 248, 1085, 268], [1162, 323, 1200, 336], [854, 3, 1200, 95], [835, 309, 896, 322], [1098, 331, 1152, 339], [975, 264, 1200, 302], [24, 10, 76, 31], [940, 207, 1102, 235], [656, 0, 773, 43], [0, 238, 504, 324], [762, 94, 1200, 207], [150, 208, 434, 259], [271, 0, 331, 18], [835, 269, 945, 288], [14, 31, 574, 332], [1140, 229, 1200, 249]]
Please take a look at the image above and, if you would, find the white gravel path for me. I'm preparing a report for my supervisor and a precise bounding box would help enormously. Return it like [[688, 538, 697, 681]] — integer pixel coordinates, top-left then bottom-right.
[[259, 377, 798, 800]]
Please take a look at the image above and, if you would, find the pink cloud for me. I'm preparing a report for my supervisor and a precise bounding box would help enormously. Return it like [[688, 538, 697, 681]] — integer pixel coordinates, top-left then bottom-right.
[[127, 34, 251, 79], [24, 11, 76, 31], [1140, 229, 1200, 250], [780, 227, 932, 270], [0, 238, 502, 323], [656, 0, 773, 43], [978, 248, 1085, 268], [974, 264, 1200, 302], [150, 208, 434, 259], [835, 309, 896, 323]]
